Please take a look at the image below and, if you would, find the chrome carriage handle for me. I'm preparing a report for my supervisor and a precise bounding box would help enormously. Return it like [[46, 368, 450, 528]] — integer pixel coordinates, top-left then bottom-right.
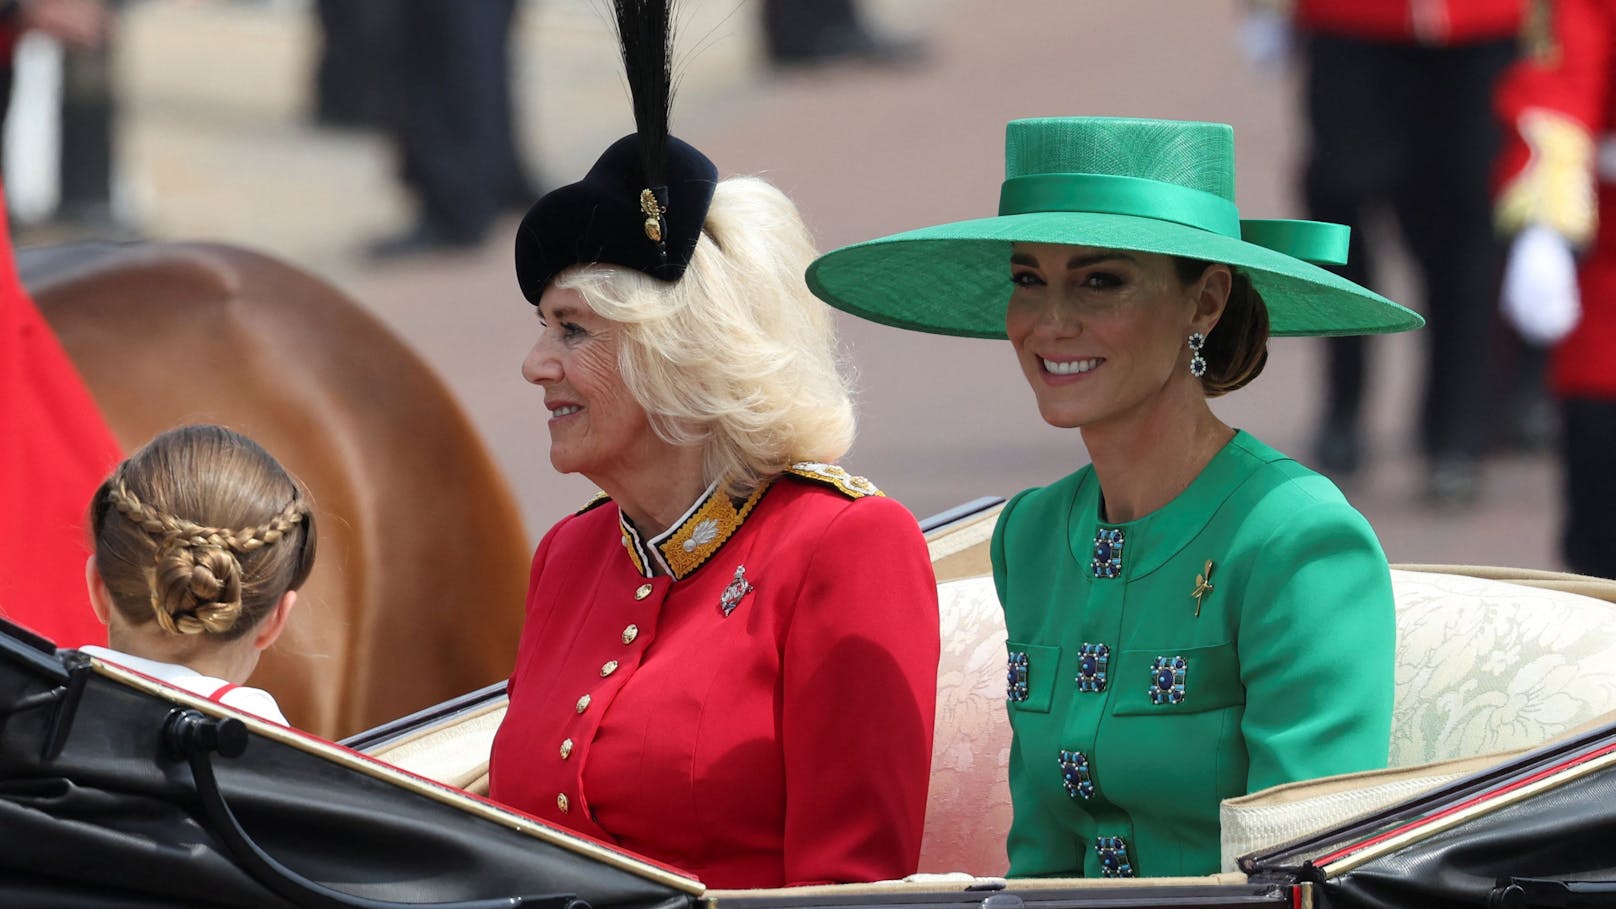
[[164, 708, 589, 909]]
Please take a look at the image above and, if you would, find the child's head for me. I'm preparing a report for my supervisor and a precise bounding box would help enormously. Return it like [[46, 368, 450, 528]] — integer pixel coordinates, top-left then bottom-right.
[[86, 424, 316, 658]]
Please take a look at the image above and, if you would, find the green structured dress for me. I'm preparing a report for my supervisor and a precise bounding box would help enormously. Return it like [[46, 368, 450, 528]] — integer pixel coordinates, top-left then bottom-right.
[[990, 431, 1394, 879]]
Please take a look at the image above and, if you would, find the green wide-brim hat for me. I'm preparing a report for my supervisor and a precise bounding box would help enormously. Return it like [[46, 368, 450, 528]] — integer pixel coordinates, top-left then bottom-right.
[[806, 117, 1423, 339]]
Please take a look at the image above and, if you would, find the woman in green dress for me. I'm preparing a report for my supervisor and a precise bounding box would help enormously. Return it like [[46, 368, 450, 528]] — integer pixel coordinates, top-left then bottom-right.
[[805, 117, 1423, 879]]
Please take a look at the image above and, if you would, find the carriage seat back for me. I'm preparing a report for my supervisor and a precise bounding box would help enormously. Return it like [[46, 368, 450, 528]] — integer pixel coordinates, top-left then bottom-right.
[[1384, 566, 1616, 766], [1215, 567, 1616, 870]]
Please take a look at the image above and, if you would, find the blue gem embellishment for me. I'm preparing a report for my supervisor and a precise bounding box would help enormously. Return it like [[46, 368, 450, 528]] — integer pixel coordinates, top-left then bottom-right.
[[1007, 651, 1030, 703], [1058, 750, 1095, 800], [1149, 655, 1188, 705], [1091, 528, 1125, 578], [1076, 643, 1110, 693], [1095, 836, 1134, 878]]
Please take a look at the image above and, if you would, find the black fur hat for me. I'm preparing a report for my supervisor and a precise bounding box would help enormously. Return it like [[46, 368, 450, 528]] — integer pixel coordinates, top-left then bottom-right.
[[514, 0, 718, 301]]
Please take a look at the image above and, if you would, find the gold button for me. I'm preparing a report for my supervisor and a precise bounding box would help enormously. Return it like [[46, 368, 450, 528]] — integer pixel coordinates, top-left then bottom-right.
[[635, 583, 653, 600], [560, 738, 573, 759], [600, 660, 619, 677], [557, 793, 570, 813], [576, 693, 591, 713], [621, 624, 639, 645]]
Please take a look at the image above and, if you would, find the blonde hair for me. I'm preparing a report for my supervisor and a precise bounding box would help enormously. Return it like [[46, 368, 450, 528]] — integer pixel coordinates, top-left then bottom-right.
[[556, 175, 856, 495], [88, 424, 317, 641]]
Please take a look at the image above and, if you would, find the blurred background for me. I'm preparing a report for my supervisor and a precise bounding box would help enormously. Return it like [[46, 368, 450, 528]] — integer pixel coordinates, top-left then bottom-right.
[[4, 0, 1559, 570]]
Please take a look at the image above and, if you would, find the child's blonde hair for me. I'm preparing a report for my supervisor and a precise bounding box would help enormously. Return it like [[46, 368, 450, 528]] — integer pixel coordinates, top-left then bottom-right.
[[87, 424, 317, 641]]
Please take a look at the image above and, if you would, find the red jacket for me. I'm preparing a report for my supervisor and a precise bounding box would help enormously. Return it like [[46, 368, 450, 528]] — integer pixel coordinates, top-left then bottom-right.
[[489, 468, 940, 889], [0, 183, 122, 645], [1295, 0, 1526, 44], [1495, 0, 1616, 395]]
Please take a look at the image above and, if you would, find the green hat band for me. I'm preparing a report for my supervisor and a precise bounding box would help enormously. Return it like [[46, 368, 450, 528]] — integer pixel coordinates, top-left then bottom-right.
[[998, 173, 1349, 266]]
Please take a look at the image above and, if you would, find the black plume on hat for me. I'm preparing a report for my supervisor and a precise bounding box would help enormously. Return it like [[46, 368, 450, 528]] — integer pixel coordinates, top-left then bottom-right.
[[515, 0, 718, 302]]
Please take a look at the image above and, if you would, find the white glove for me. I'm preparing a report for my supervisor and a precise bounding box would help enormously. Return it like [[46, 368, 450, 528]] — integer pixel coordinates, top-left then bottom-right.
[[1502, 225, 1581, 345]]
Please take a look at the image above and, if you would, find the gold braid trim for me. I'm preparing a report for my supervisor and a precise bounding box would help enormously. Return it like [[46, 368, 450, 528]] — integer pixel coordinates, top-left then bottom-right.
[[654, 481, 772, 580], [1496, 108, 1597, 245], [576, 491, 612, 515]]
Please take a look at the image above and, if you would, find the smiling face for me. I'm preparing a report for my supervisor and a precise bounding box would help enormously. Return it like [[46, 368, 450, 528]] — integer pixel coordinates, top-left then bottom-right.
[[522, 282, 665, 485], [1004, 242, 1225, 431]]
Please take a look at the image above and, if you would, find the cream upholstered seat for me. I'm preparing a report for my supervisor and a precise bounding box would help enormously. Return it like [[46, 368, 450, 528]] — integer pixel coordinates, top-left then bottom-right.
[[361, 697, 505, 794], [920, 506, 1011, 874], [1219, 565, 1616, 870], [1386, 566, 1616, 766], [920, 572, 1012, 874]]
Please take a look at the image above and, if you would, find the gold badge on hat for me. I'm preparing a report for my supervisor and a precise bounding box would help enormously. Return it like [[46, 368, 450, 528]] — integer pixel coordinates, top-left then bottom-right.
[[640, 188, 665, 242], [1191, 560, 1214, 617]]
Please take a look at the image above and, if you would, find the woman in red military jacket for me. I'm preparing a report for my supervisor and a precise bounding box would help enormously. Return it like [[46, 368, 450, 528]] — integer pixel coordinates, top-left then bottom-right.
[[485, 5, 939, 885]]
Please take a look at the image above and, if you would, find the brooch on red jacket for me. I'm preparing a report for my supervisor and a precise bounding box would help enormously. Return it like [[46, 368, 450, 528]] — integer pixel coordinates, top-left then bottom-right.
[[719, 565, 753, 616]]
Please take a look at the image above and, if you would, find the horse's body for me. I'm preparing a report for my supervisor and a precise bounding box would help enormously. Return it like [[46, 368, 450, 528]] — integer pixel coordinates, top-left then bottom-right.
[[24, 242, 530, 739]]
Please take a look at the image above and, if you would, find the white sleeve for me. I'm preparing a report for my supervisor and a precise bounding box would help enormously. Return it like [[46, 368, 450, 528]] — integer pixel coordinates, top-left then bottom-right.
[[219, 686, 289, 725]]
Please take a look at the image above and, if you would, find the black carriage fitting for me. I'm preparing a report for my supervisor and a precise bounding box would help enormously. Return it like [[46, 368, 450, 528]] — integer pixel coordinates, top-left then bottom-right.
[[1488, 877, 1616, 909], [39, 655, 93, 762], [0, 685, 66, 716], [163, 707, 591, 909]]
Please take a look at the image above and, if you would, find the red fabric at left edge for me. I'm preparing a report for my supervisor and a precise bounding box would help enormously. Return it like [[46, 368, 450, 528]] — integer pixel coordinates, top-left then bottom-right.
[[0, 182, 122, 647]]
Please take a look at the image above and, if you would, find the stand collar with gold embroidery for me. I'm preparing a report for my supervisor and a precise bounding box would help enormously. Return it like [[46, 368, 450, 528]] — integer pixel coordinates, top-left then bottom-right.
[[618, 478, 774, 580]]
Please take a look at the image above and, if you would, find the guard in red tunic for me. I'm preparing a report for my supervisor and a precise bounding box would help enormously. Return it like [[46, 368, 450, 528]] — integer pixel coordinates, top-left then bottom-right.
[[0, 180, 122, 644], [485, 0, 939, 887], [1493, 0, 1616, 578]]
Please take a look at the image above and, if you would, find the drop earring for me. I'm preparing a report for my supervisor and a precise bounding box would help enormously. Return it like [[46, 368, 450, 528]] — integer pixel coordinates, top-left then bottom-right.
[[1188, 331, 1207, 378]]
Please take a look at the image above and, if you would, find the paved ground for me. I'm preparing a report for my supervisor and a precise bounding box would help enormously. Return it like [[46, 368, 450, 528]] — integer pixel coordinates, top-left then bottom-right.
[[32, 0, 1561, 570]]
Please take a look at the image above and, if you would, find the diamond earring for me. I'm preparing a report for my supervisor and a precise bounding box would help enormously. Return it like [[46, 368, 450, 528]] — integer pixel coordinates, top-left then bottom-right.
[[1187, 331, 1207, 378]]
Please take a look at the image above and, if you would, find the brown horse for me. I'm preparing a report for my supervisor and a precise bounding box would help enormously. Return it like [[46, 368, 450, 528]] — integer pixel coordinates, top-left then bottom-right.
[[24, 241, 531, 739]]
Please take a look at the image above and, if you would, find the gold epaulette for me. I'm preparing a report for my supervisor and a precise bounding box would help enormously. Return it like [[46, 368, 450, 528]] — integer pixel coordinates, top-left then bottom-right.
[[576, 491, 612, 514], [783, 462, 883, 499]]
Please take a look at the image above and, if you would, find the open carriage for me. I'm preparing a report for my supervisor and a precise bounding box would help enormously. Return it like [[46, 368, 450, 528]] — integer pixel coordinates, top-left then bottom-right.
[[8, 241, 1616, 907], [5, 494, 1616, 908]]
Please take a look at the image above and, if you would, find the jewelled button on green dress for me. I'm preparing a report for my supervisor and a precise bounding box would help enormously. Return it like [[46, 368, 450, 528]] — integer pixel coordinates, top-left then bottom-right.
[[991, 432, 1395, 878]]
